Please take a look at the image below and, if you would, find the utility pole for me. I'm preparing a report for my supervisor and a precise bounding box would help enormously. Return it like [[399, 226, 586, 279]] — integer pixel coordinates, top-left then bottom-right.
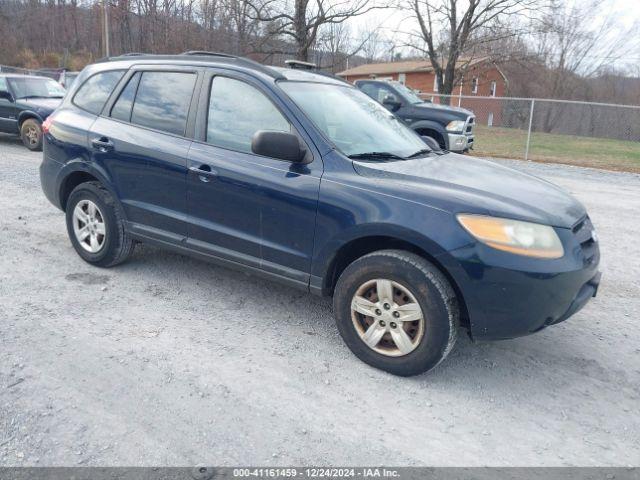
[[102, 0, 110, 57]]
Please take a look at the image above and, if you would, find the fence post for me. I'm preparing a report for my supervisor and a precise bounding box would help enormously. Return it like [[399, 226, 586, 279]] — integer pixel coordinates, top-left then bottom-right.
[[525, 98, 535, 161]]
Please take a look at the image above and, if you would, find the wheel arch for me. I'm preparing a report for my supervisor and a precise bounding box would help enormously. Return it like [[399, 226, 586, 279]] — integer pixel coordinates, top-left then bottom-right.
[[57, 162, 120, 213], [17, 111, 44, 128], [320, 233, 470, 328], [411, 120, 448, 149]]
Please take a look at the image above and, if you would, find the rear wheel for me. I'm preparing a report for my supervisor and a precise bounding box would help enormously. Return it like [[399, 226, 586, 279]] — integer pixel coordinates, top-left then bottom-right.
[[20, 118, 43, 151], [333, 250, 459, 376], [65, 181, 135, 267]]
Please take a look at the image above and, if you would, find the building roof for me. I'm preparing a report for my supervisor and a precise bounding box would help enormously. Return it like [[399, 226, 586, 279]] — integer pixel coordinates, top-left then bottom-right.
[[337, 56, 490, 77]]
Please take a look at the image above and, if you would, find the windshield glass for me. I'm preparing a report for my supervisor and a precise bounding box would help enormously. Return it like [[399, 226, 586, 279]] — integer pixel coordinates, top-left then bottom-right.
[[7, 77, 65, 99], [280, 81, 427, 158], [392, 82, 425, 104]]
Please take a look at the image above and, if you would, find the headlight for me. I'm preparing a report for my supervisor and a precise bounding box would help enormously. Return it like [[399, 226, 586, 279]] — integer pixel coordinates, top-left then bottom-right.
[[457, 214, 564, 259], [446, 120, 466, 132]]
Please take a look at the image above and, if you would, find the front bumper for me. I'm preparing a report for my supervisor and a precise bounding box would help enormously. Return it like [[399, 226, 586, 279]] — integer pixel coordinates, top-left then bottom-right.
[[437, 222, 601, 340], [447, 132, 474, 152]]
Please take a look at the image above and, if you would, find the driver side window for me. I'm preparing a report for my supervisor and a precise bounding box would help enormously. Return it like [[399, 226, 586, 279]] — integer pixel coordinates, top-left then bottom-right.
[[359, 83, 398, 104], [206, 76, 290, 154]]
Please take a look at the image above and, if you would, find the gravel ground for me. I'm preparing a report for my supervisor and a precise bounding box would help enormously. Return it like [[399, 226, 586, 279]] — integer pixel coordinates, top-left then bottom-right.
[[1, 134, 639, 467]]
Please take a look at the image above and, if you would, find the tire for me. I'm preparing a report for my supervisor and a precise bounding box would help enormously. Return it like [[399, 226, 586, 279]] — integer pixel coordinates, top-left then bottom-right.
[[65, 181, 135, 267], [333, 250, 459, 376], [420, 135, 442, 152], [20, 118, 43, 151], [416, 130, 446, 150]]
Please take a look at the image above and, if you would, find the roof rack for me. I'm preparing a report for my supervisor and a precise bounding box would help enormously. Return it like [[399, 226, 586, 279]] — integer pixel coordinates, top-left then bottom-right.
[[181, 51, 237, 58], [285, 59, 317, 70], [97, 51, 285, 80]]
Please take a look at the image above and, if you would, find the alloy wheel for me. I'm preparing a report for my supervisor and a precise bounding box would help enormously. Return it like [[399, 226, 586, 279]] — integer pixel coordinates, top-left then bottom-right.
[[72, 200, 106, 253], [350, 279, 425, 357], [24, 125, 39, 146]]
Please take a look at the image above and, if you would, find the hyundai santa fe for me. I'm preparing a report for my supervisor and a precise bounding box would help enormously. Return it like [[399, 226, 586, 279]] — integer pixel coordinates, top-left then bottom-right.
[[39, 52, 601, 376]]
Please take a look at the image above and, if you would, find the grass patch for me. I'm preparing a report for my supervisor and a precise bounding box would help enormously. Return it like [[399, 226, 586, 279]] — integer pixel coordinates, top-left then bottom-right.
[[472, 125, 640, 173]]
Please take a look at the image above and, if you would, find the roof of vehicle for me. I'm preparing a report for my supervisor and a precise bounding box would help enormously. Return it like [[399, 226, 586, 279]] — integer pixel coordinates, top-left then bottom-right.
[[99, 52, 350, 86], [0, 73, 55, 80], [354, 78, 402, 85], [270, 66, 350, 85]]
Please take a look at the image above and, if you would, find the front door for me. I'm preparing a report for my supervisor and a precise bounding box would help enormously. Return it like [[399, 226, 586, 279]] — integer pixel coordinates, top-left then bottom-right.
[[0, 77, 17, 134], [186, 72, 321, 286], [90, 67, 200, 240]]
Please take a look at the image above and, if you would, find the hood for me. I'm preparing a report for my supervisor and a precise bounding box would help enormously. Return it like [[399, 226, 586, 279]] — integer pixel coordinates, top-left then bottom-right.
[[17, 97, 63, 116], [406, 102, 472, 122], [353, 153, 585, 229], [417, 102, 471, 115]]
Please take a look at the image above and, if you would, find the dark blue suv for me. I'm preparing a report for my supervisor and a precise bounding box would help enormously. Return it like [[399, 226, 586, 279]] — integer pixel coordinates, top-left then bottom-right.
[[40, 52, 601, 376]]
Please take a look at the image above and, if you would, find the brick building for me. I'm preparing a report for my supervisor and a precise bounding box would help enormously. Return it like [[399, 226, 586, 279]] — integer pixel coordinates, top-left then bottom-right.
[[338, 57, 508, 125]]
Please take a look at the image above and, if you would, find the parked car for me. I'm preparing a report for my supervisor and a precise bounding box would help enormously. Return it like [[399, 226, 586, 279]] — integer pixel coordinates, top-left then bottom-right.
[[39, 53, 600, 376], [355, 79, 475, 152], [0, 74, 65, 150], [34, 68, 65, 82]]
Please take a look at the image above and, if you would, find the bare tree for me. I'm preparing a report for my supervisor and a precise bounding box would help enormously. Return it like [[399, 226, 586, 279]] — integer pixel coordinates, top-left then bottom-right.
[[357, 23, 395, 63], [405, 0, 540, 100], [244, 0, 382, 61], [527, 0, 639, 131]]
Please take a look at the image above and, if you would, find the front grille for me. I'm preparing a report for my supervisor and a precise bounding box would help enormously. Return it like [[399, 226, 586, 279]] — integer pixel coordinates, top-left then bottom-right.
[[572, 216, 597, 265], [466, 116, 475, 134]]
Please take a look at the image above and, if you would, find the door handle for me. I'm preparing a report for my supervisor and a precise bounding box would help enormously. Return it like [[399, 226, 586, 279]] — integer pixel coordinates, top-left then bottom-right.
[[189, 165, 218, 183], [91, 137, 114, 152]]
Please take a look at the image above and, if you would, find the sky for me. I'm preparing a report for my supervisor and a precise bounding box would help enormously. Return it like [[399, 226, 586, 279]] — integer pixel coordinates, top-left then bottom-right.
[[352, 0, 640, 72]]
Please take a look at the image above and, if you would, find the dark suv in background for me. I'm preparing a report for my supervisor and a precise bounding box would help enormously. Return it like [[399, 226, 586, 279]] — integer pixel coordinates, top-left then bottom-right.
[[355, 79, 475, 152], [40, 52, 600, 376], [0, 74, 65, 150]]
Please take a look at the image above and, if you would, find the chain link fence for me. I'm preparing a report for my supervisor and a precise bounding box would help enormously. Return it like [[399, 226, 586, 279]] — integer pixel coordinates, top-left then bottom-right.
[[421, 93, 640, 172]]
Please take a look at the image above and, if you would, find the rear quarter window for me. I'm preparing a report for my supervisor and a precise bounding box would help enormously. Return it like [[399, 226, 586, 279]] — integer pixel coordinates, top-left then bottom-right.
[[73, 70, 125, 114]]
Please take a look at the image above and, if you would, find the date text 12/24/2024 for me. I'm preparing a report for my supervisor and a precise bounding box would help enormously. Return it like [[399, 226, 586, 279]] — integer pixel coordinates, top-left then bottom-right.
[[232, 468, 400, 478]]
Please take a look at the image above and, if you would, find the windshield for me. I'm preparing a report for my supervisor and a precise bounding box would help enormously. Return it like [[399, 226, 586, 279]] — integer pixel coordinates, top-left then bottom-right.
[[280, 82, 427, 158], [392, 82, 425, 104], [7, 77, 65, 99]]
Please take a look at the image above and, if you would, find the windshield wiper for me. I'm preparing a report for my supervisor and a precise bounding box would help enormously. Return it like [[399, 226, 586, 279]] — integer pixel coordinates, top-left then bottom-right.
[[348, 151, 406, 160], [17, 95, 60, 99], [406, 148, 432, 158]]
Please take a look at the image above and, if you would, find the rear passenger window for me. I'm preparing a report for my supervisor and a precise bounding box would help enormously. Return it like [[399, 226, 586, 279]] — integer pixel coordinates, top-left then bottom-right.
[[207, 76, 290, 153], [73, 70, 124, 114], [130, 71, 196, 136], [110, 72, 141, 122]]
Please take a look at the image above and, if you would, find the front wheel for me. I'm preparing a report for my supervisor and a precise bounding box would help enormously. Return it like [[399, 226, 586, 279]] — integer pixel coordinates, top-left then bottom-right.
[[333, 250, 459, 376], [20, 118, 43, 151]]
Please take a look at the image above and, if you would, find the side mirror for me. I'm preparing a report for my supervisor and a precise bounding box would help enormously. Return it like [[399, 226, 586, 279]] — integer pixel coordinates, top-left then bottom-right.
[[251, 130, 308, 163], [0, 90, 14, 102], [382, 95, 401, 111]]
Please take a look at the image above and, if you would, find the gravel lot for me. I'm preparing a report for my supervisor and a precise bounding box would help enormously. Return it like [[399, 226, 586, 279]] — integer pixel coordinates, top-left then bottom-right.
[[1, 134, 639, 467]]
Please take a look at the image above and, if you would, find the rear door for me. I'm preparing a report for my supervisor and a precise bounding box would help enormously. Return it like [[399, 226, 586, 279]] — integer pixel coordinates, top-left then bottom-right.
[[186, 71, 322, 286], [91, 66, 201, 241]]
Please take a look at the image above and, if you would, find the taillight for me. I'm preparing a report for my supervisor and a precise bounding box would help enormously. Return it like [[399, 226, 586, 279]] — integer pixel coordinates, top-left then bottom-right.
[[42, 116, 53, 134]]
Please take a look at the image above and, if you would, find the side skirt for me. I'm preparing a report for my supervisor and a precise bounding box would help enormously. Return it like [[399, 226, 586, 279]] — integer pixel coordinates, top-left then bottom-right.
[[127, 223, 319, 295]]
